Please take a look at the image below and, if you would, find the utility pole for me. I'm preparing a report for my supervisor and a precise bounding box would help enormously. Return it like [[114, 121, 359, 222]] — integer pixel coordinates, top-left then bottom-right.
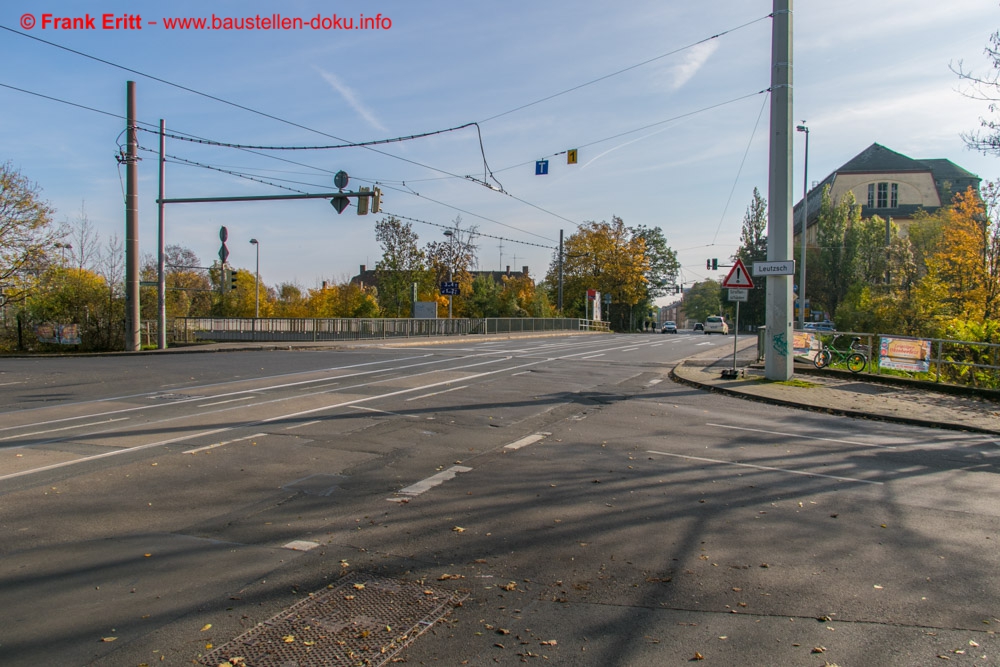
[[157, 118, 166, 350], [124, 81, 140, 352], [796, 121, 809, 330], [765, 0, 794, 381], [558, 229, 564, 312]]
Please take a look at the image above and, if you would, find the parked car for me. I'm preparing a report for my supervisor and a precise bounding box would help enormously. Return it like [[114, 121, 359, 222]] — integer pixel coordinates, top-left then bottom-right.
[[693, 322, 704, 332], [803, 321, 836, 332], [660, 321, 677, 334], [703, 315, 729, 335]]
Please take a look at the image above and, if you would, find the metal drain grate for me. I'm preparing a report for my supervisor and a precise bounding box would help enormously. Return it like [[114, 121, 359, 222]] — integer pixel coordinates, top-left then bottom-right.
[[199, 572, 467, 667]]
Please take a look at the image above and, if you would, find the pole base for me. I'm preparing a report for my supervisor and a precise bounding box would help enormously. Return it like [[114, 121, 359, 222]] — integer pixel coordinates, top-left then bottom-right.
[[720, 368, 741, 379]]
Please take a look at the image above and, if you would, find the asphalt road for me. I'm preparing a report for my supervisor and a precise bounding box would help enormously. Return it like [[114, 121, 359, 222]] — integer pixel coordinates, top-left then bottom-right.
[[1, 332, 998, 666]]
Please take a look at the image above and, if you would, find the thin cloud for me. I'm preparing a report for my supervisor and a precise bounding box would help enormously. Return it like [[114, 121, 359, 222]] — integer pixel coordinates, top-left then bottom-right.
[[315, 68, 388, 133], [670, 40, 719, 90]]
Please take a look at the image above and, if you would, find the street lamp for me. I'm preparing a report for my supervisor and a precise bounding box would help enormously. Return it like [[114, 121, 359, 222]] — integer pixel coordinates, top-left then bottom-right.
[[249, 238, 260, 319], [54, 242, 72, 264], [795, 122, 809, 329], [443, 229, 454, 318]]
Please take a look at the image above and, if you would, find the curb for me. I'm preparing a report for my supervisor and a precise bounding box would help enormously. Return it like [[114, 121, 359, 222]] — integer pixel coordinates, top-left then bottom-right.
[[669, 362, 1000, 436]]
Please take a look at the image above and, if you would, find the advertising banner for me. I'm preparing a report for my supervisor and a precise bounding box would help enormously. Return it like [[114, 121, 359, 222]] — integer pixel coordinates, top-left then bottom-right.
[[878, 337, 932, 372], [793, 331, 820, 361], [35, 323, 82, 345]]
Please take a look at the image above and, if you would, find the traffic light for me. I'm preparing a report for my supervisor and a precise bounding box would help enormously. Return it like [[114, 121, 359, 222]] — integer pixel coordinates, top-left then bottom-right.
[[230, 269, 241, 291], [371, 187, 382, 214], [711, 258, 718, 271], [357, 186, 370, 215], [706, 259, 711, 270]]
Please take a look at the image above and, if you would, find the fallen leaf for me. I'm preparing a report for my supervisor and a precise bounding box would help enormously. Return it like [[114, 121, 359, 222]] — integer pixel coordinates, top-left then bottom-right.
[[501, 582, 518, 591], [200, 624, 212, 632], [873, 584, 884, 590], [452, 526, 466, 533], [540, 640, 557, 646], [353, 583, 365, 590], [812, 646, 826, 653], [100, 637, 117, 643], [283, 635, 295, 643], [693, 652, 705, 660], [497, 628, 510, 635], [344, 594, 355, 600]]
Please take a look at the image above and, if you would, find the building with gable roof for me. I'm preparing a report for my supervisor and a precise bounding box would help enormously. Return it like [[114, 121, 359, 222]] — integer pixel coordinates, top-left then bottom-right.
[[793, 143, 981, 244]]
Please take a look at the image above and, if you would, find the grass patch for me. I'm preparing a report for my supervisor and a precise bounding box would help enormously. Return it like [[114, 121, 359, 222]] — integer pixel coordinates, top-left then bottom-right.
[[773, 378, 820, 388]]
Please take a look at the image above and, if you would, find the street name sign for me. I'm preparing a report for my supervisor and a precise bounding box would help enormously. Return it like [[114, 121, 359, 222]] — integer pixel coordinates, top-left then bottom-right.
[[753, 260, 795, 276]]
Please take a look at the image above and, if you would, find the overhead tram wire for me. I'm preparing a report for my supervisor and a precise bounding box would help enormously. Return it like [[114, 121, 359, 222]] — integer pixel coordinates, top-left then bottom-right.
[[476, 13, 772, 124], [384, 213, 556, 251], [710, 91, 770, 246]]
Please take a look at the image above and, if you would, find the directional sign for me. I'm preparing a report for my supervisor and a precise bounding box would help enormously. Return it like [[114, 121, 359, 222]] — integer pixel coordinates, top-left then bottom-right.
[[535, 160, 549, 175], [440, 282, 460, 296], [753, 260, 795, 276], [721, 258, 754, 289], [567, 149, 578, 165]]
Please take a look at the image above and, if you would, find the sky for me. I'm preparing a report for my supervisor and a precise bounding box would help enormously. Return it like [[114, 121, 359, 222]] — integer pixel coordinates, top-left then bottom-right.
[[1, 1, 998, 307]]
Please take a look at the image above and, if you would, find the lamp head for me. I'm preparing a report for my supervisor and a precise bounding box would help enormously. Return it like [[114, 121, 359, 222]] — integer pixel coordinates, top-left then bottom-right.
[[250, 238, 258, 245]]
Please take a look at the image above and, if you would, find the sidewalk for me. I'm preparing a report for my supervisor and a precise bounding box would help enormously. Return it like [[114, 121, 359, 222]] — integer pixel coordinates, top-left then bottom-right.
[[671, 335, 1000, 435]]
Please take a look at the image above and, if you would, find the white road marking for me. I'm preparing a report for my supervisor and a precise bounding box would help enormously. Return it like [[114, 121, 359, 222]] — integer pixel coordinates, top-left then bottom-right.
[[183, 433, 266, 454], [0, 417, 130, 442], [0, 425, 236, 482], [405, 384, 469, 402], [706, 423, 895, 449], [504, 432, 550, 451], [0, 381, 24, 387], [391, 465, 473, 499], [620, 347, 639, 351], [651, 343, 663, 347], [285, 420, 322, 430], [350, 406, 418, 418], [511, 371, 532, 377], [581, 354, 605, 359], [283, 540, 320, 551], [197, 396, 256, 407], [646, 379, 663, 387], [647, 450, 882, 485]]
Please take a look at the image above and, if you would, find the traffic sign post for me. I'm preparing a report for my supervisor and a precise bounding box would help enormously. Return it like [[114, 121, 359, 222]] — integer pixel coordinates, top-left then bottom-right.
[[720, 259, 753, 379]]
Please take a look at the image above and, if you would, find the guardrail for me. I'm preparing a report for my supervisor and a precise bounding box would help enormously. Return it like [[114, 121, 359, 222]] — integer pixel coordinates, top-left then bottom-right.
[[169, 317, 609, 344]]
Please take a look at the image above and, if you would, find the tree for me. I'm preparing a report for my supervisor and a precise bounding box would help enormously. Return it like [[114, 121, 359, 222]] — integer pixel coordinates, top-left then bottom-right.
[[683, 280, 723, 323], [545, 217, 650, 330], [808, 187, 861, 318], [0, 162, 59, 306], [375, 215, 426, 317], [953, 30, 1000, 155], [732, 188, 768, 326], [424, 217, 478, 317]]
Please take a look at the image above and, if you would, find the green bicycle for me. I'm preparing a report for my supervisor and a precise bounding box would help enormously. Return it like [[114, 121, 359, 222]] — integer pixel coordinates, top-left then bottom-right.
[[813, 334, 868, 373]]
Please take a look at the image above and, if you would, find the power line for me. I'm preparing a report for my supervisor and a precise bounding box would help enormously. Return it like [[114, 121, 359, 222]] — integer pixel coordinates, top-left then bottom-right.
[[383, 212, 556, 250], [477, 13, 772, 124]]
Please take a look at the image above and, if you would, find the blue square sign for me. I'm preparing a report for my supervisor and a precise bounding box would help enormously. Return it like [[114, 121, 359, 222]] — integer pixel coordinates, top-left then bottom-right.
[[535, 159, 549, 175]]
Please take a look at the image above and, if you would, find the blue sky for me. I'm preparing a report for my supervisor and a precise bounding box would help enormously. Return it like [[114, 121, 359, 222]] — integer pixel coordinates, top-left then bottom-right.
[[1, 1, 997, 304]]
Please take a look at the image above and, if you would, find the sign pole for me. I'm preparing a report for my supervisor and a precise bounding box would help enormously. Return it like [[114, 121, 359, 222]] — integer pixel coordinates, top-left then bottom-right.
[[732, 300, 740, 374]]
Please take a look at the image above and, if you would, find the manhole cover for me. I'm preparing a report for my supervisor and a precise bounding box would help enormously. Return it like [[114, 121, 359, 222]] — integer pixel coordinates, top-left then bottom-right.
[[199, 572, 467, 667]]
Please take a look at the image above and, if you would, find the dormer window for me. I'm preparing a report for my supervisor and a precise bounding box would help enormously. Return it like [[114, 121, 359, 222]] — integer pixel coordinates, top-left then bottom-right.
[[867, 182, 899, 208]]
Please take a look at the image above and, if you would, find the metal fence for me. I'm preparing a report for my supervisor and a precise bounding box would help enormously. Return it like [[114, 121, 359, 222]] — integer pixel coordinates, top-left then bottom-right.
[[790, 329, 1000, 389], [169, 317, 609, 344]]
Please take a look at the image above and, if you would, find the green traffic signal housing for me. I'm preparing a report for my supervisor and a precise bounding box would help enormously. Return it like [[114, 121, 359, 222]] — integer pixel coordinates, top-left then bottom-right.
[[371, 187, 382, 214]]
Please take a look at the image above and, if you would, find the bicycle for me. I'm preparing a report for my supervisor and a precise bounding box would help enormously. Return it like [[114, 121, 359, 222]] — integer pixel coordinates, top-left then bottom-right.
[[813, 334, 868, 373]]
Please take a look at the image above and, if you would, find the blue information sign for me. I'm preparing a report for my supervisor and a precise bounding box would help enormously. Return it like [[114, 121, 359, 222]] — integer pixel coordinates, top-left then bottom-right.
[[535, 159, 549, 175]]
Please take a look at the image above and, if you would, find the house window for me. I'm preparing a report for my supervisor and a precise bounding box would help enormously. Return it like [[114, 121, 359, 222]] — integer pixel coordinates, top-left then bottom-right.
[[877, 182, 888, 208], [891, 183, 898, 207], [868, 183, 875, 207]]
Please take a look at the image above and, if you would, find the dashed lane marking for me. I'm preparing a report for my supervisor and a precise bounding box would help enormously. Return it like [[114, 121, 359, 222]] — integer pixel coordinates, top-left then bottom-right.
[[389, 465, 473, 501], [404, 385, 468, 402], [183, 433, 266, 454], [503, 432, 551, 451]]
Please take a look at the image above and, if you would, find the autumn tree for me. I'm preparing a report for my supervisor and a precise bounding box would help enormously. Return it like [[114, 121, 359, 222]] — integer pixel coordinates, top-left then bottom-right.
[[424, 217, 478, 317], [546, 217, 651, 330], [807, 187, 861, 318], [0, 162, 59, 307]]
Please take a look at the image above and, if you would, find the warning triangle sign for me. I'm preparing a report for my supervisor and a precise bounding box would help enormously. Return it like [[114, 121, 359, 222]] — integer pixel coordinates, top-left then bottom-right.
[[721, 258, 754, 288]]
